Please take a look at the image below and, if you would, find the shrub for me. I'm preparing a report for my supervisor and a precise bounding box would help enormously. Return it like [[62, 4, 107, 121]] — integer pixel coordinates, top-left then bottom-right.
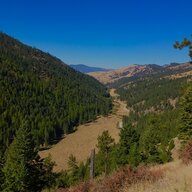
[[181, 140, 192, 164]]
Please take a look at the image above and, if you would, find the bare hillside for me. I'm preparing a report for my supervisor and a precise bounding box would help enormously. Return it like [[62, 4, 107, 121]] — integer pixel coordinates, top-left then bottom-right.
[[88, 65, 148, 84], [88, 63, 192, 85]]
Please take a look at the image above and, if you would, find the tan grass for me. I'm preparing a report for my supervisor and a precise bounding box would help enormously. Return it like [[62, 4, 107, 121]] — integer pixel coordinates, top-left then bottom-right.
[[121, 161, 192, 192], [57, 164, 164, 192], [166, 70, 192, 80], [39, 89, 129, 172], [88, 65, 147, 84]]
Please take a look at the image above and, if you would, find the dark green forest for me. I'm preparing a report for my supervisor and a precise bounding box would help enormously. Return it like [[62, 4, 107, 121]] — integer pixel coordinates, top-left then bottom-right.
[[0, 32, 112, 156], [117, 77, 188, 112]]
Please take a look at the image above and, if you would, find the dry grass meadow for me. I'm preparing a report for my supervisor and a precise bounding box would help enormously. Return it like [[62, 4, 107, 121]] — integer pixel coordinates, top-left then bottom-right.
[[39, 89, 129, 172], [121, 161, 192, 192]]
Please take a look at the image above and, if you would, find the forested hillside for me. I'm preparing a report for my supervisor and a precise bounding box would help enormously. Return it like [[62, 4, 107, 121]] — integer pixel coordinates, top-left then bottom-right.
[[117, 76, 189, 113], [0, 33, 112, 156], [99, 64, 191, 169], [112, 68, 192, 164]]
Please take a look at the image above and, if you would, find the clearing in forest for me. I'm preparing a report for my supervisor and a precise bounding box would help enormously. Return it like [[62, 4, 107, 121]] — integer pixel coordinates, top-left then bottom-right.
[[39, 89, 129, 172]]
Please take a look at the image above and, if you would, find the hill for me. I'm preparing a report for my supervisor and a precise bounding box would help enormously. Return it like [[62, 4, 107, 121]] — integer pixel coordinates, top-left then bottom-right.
[[88, 63, 192, 85], [0, 33, 112, 156], [70, 64, 111, 73]]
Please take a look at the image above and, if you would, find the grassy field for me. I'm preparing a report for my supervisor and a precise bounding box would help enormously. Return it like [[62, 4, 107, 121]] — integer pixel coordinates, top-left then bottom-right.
[[39, 89, 129, 171]]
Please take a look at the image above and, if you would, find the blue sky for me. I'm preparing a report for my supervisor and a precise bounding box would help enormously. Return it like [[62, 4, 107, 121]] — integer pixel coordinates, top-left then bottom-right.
[[0, 0, 192, 68]]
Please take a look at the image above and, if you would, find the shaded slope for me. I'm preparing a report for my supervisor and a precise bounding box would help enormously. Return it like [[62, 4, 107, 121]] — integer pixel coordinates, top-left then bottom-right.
[[0, 33, 112, 155]]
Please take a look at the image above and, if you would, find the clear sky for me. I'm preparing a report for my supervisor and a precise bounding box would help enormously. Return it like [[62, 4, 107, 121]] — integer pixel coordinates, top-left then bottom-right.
[[0, 0, 192, 68]]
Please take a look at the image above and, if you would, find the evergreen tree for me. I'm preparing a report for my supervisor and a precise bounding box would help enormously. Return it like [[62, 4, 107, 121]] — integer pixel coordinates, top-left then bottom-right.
[[0, 158, 4, 191], [96, 130, 114, 175], [42, 155, 57, 191], [179, 83, 192, 140], [174, 35, 192, 140], [174, 35, 192, 61], [67, 154, 79, 185], [117, 124, 140, 166], [2, 121, 45, 192], [78, 161, 88, 181]]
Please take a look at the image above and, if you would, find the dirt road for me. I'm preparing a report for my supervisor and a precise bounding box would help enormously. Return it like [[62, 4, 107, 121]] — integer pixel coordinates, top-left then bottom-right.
[[39, 89, 129, 172]]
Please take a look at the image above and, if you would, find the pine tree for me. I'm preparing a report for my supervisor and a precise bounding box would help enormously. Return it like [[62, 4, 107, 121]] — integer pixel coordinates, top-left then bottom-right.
[[2, 121, 45, 192], [179, 84, 192, 140], [117, 124, 140, 166], [68, 154, 79, 185], [0, 158, 4, 191], [96, 130, 114, 175], [174, 35, 192, 140], [42, 154, 57, 191], [174, 35, 192, 61]]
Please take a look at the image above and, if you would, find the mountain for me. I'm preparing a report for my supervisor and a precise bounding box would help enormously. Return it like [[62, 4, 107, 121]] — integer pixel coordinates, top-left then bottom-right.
[[88, 63, 192, 85], [0, 33, 112, 155], [88, 64, 162, 84], [70, 64, 111, 73]]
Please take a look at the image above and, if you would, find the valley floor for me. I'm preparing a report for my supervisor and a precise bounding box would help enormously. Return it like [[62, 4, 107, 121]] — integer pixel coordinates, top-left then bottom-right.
[[39, 89, 129, 171]]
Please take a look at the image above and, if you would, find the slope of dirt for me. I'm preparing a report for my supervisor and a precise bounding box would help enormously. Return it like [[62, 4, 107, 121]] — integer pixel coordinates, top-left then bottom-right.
[[39, 89, 129, 172]]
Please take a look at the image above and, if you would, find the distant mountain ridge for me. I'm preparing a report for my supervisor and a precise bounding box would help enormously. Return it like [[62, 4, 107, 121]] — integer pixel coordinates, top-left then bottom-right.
[[70, 64, 111, 73], [88, 63, 192, 85]]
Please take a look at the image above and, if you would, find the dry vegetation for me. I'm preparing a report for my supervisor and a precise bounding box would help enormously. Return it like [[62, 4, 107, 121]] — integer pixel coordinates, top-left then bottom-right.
[[88, 63, 192, 85], [39, 89, 129, 171], [181, 140, 192, 165], [56, 161, 192, 192], [122, 161, 192, 192], [88, 65, 147, 84], [57, 164, 165, 192], [165, 70, 192, 80]]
